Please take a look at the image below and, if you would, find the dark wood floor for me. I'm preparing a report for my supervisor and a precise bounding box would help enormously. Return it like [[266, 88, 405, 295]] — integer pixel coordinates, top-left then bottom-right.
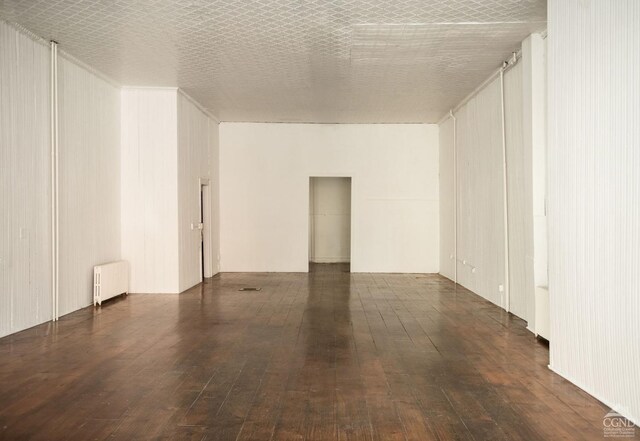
[[0, 264, 621, 440]]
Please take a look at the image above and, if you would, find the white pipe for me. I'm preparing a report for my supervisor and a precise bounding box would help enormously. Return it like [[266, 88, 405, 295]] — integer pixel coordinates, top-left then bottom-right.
[[50, 41, 59, 321], [50, 41, 55, 322], [499, 67, 510, 313], [54, 42, 59, 321], [449, 110, 458, 286]]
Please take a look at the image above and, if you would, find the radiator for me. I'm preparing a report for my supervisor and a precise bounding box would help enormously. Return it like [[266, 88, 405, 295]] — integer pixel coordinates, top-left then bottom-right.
[[93, 260, 129, 306]]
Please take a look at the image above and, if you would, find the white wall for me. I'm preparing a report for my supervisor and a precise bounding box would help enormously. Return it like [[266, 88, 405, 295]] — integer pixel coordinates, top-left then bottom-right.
[[177, 92, 218, 291], [439, 35, 546, 325], [220, 123, 439, 273], [121, 88, 179, 293], [548, 0, 640, 423], [57, 56, 121, 316], [309, 177, 351, 263], [121, 88, 219, 294], [0, 20, 52, 337], [1, 23, 219, 335]]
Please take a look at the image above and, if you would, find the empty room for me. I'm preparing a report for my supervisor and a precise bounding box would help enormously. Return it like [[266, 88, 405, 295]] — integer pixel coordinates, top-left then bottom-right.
[[1, 1, 639, 440]]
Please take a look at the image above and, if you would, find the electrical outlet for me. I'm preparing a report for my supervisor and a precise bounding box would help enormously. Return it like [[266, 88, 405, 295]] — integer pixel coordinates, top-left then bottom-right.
[[498, 284, 504, 292]]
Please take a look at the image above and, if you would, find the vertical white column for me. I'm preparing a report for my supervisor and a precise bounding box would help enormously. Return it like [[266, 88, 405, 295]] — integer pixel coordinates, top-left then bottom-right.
[[450, 110, 458, 285], [522, 33, 547, 331], [499, 68, 510, 312]]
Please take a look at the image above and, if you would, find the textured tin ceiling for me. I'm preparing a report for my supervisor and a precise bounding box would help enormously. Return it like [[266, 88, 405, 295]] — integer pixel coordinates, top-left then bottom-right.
[[0, 0, 546, 122]]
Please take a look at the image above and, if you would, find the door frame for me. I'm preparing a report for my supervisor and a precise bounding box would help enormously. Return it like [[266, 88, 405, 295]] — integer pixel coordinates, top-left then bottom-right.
[[199, 178, 213, 280], [307, 175, 353, 271]]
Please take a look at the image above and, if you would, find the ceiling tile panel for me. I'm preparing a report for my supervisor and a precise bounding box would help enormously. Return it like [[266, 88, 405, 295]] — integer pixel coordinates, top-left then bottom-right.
[[0, 0, 546, 122]]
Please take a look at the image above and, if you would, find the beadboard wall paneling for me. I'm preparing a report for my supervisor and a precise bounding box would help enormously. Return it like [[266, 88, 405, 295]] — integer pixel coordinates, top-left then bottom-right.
[[121, 89, 218, 294], [177, 92, 217, 292], [439, 37, 545, 327], [438, 117, 455, 281], [120, 88, 180, 293], [504, 61, 534, 322], [210, 122, 220, 277], [523, 33, 548, 294], [548, 0, 640, 423], [0, 20, 52, 337], [57, 55, 121, 316], [454, 78, 506, 307], [521, 33, 548, 332]]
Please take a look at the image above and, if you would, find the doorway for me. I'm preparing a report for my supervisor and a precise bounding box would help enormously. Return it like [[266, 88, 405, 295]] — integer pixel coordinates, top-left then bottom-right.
[[309, 177, 351, 270], [199, 179, 213, 281]]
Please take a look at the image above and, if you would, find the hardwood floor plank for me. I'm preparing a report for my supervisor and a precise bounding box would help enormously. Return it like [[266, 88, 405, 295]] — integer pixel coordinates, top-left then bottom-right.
[[0, 264, 628, 440]]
